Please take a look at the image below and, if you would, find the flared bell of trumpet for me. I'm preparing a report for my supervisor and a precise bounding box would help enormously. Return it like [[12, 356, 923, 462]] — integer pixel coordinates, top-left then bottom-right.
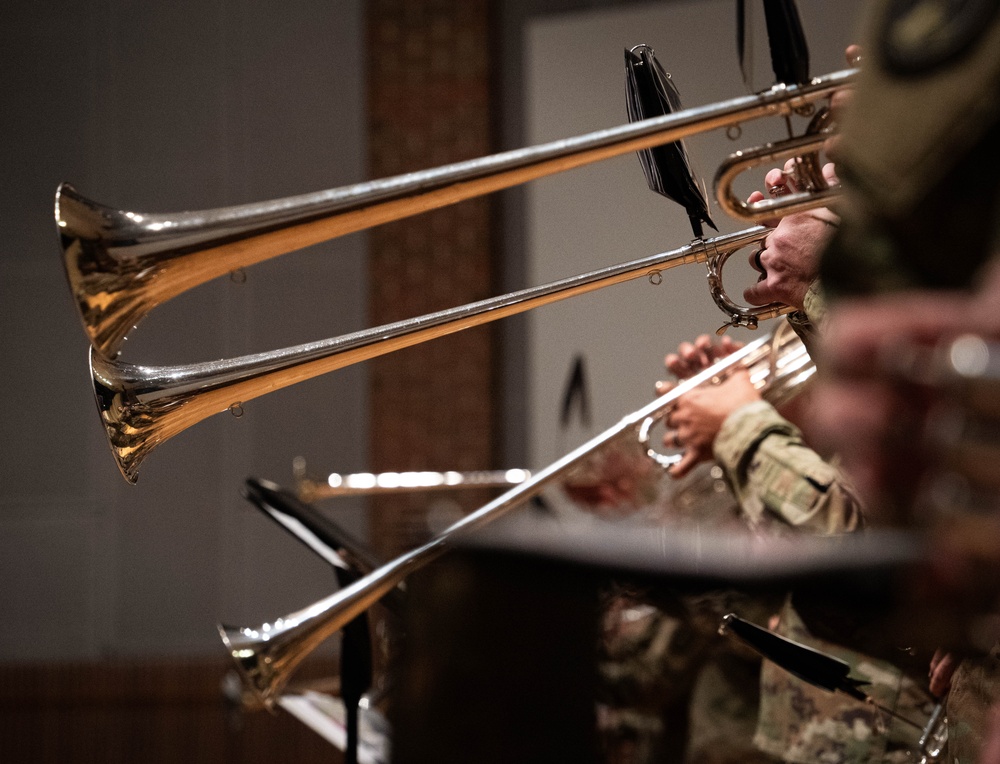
[[220, 532, 440, 709]]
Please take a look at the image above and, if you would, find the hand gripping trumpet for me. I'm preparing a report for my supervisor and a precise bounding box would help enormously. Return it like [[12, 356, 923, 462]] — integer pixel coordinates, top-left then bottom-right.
[[57, 69, 852, 360], [219, 324, 814, 709]]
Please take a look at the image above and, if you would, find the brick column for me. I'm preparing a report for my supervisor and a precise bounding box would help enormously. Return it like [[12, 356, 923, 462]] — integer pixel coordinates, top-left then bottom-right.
[[366, 0, 497, 558]]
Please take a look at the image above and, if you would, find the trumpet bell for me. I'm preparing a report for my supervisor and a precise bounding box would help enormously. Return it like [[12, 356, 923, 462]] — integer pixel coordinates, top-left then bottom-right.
[[218, 623, 280, 709], [58, 184, 159, 361], [221, 538, 433, 709]]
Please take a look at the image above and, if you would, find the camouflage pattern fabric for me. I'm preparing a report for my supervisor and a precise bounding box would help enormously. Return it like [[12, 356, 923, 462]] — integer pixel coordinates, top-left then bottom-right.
[[753, 600, 934, 764], [713, 296, 864, 537], [686, 650, 777, 764], [710, 326, 940, 762], [713, 400, 863, 536], [593, 465, 784, 763], [801, 285, 827, 328], [784, 284, 827, 358], [596, 585, 782, 764], [821, 0, 1000, 299], [946, 641, 1000, 764], [596, 591, 711, 763]]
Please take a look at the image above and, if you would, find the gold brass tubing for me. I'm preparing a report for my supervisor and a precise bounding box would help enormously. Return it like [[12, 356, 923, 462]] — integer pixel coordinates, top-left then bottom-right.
[[91, 227, 770, 484]]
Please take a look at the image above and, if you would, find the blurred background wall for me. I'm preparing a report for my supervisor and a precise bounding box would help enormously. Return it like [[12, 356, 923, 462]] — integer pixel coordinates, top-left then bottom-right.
[[0, 0, 864, 760]]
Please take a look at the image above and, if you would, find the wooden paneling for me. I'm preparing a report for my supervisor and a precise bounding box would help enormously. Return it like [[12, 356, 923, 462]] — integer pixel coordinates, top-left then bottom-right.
[[0, 660, 341, 764]]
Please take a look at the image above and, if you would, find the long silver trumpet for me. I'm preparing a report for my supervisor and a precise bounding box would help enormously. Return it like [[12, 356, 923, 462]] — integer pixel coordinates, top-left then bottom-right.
[[58, 70, 852, 359], [219, 325, 813, 709], [94, 225, 779, 484]]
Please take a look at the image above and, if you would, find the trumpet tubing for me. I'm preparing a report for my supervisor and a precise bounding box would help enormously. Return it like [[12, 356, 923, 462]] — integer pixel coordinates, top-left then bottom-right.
[[715, 106, 836, 222], [58, 70, 854, 358], [220, 327, 812, 708]]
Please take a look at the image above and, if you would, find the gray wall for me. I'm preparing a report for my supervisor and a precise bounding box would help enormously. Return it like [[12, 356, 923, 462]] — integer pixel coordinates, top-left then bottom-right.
[[1, 0, 367, 660]]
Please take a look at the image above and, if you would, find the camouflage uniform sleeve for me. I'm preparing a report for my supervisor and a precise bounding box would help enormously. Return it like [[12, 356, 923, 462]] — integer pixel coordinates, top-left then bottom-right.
[[785, 280, 826, 357], [801, 282, 827, 327], [712, 400, 863, 535]]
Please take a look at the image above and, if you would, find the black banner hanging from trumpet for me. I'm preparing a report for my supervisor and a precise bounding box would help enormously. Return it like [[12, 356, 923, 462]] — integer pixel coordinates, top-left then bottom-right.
[[624, 44, 717, 239]]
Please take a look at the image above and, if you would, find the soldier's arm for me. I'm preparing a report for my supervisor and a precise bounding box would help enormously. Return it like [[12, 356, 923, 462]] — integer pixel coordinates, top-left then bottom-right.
[[713, 401, 863, 535]]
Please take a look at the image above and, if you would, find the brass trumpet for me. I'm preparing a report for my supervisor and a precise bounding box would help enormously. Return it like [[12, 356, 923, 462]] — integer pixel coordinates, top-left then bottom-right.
[[220, 325, 814, 709], [93, 226, 780, 484], [58, 70, 852, 359]]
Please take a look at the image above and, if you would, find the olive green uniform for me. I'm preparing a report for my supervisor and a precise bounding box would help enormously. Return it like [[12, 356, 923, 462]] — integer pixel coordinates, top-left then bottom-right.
[[818, 3, 1000, 761], [711, 309, 932, 763], [713, 399, 861, 537], [594, 463, 776, 764]]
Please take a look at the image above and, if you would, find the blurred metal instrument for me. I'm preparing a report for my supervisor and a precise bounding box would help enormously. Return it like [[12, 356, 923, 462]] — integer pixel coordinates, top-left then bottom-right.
[[294, 460, 532, 504], [218, 325, 813, 709], [917, 701, 948, 764], [57, 69, 853, 359]]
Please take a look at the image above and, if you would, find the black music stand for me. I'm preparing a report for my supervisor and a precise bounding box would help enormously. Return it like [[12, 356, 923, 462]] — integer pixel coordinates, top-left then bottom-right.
[[243, 478, 397, 764], [389, 513, 935, 763]]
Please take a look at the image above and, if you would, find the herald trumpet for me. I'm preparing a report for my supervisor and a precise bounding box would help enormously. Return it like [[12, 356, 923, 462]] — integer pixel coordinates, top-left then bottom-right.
[[93, 225, 783, 484], [294, 465, 532, 503], [58, 69, 853, 359], [220, 325, 814, 709]]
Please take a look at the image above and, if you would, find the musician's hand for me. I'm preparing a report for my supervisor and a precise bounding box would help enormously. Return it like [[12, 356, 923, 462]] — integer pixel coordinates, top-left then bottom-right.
[[754, 159, 837, 204], [742, 159, 839, 312], [744, 160, 809, 228], [658, 334, 743, 383], [663, 370, 761, 479], [845, 44, 862, 67], [929, 648, 958, 697], [561, 442, 658, 514], [743, 206, 837, 311]]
